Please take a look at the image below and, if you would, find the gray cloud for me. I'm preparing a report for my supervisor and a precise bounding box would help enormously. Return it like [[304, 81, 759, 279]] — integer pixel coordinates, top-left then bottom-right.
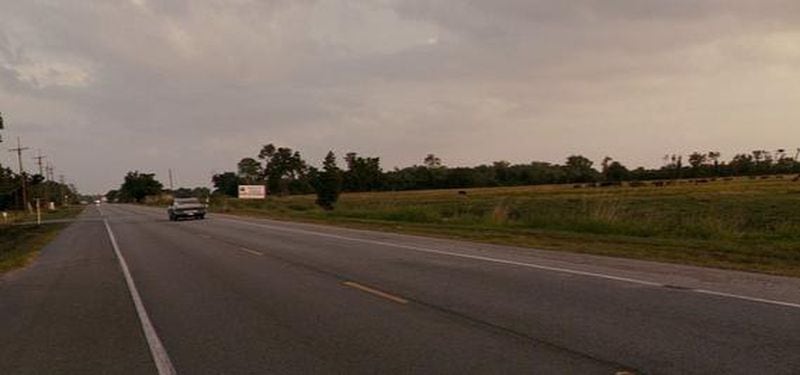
[[1, 0, 799, 193]]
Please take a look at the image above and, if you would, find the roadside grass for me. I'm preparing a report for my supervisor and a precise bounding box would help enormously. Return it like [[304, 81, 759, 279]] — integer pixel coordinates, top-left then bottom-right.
[[0, 206, 84, 274], [209, 177, 800, 277]]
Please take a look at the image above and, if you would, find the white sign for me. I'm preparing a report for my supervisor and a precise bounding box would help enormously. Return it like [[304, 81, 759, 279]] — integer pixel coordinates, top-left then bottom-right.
[[238, 185, 266, 199]]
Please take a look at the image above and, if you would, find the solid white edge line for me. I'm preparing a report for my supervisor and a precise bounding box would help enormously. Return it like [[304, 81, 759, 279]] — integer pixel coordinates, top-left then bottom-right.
[[104, 219, 177, 375], [218, 217, 800, 310], [694, 289, 800, 309]]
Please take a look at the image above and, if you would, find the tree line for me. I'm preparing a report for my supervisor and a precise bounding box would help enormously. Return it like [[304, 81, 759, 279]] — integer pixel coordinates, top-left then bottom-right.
[[105, 146, 800, 210], [211, 145, 800, 198], [0, 164, 78, 211]]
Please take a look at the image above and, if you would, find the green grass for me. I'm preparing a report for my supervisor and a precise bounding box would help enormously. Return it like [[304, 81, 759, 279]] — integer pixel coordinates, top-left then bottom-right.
[[0, 206, 83, 274], [210, 176, 800, 277]]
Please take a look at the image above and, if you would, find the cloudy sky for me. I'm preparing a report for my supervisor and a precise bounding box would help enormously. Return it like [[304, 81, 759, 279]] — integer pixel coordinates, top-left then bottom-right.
[[1, 0, 799, 193]]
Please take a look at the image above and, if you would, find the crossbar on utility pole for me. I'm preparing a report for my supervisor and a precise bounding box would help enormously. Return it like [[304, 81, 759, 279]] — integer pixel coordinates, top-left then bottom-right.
[[9, 137, 30, 212]]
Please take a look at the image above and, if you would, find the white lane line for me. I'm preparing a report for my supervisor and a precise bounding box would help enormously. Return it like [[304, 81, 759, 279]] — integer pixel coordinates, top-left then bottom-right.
[[104, 219, 177, 375], [239, 247, 263, 256], [694, 289, 800, 309], [218, 217, 800, 310]]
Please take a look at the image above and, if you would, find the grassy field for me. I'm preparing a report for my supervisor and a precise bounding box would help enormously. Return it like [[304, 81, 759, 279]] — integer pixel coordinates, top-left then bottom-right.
[[0, 206, 83, 274], [210, 176, 800, 277]]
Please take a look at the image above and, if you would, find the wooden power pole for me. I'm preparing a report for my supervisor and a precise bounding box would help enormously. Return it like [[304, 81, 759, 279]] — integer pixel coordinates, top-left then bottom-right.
[[9, 137, 30, 211], [33, 150, 46, 176], [168, 168, 175, 191]]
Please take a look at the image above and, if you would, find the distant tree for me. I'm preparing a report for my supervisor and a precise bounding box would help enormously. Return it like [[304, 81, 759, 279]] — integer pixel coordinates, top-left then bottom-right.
[[212, 172, 240, 197], [314, 151, 343, 210], [119, 171, 163, 203], [605, 161, 630, 182], [258, 143, 311, 195], [237, 157, 263, 184], [750, 150, 774, 175], [343, 152, 384, 192], [601, 156, 613, 172], [171, 187, 210, 199], [708, 151, 721, 174], [601, 157, 629, 181], [529, 162, 566, 184], [420, 153, 448, 188], [564, 155, 598, 183], [686, 152, 709, 177], [423, 154, 443, 169], [688, 152, 707, 169], [775, 153, 797, 174], [664, 154, 683, 179], [442, 167, 478, 188], [601, 156, 613, 180], [752, 150, 772, 165], [729, 154, 754, 175], [192, 187, 211, 200], [172, 187, 194, 198], [493, 161, 511, 185], [105, 189, 119, 203]]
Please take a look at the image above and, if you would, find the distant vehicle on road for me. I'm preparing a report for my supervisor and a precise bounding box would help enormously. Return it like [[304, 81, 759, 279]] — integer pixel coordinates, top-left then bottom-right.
[[168, 197, 206, 221]]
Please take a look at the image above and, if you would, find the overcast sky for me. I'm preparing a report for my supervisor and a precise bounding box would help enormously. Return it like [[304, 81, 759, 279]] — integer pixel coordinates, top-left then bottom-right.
[[1, 1, 799, 193]]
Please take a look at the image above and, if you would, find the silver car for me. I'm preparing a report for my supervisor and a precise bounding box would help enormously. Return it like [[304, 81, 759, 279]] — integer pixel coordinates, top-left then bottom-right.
[[167, 197, 207, 221]]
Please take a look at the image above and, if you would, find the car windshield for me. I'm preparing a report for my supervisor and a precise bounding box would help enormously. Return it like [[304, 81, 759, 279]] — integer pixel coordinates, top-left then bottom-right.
[[174, 198, 200, 205]]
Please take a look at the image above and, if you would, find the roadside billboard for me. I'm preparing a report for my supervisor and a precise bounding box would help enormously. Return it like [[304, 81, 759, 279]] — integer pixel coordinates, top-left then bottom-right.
[[238, 185, 266, 199]]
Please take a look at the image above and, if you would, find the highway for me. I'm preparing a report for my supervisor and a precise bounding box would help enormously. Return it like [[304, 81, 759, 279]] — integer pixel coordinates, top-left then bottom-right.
[[1, 204, 799, 374]]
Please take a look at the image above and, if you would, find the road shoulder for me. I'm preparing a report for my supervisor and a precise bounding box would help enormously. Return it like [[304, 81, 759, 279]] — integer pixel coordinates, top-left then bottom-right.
[[0, 207, 155, 374]]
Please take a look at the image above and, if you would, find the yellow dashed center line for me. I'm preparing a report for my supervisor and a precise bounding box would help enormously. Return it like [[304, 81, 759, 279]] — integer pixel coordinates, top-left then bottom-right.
[[342, 281, 409, 305]]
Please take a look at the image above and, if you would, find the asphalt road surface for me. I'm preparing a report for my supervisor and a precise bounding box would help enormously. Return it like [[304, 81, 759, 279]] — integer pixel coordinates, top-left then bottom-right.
[[1, 204, 799, 374]]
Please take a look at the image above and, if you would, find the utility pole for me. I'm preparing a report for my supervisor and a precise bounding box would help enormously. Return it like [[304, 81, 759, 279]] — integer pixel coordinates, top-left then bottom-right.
[[0, 112, 4, 144], [58, 174, 67, 206], [9, 137, 30, 212], [168, 168, 174, 191], [33, 150, 46, 176], [44, 162, 55, 210], [45, 163, 53, 181], [47, 162, 56, 182], [32, 151, 49, 208]]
